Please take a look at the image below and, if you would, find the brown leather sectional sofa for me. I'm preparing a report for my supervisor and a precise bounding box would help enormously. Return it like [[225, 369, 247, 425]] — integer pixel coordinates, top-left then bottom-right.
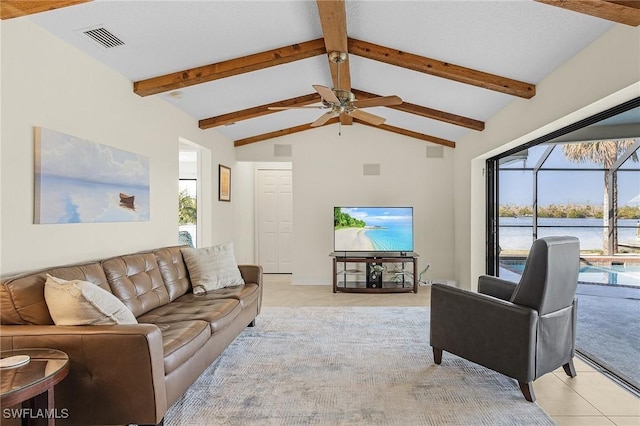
[[0, 245, 263, 426]]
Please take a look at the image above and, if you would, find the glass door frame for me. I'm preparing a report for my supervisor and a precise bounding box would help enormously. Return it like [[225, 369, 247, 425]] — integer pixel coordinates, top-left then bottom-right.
[[486, 97, 640, 276]]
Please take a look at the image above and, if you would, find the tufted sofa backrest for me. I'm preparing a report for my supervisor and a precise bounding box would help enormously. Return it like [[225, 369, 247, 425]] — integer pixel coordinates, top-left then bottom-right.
[[102, 252, 170, 317], [152, 246, 191, 302], [0, 262, 110, 325]]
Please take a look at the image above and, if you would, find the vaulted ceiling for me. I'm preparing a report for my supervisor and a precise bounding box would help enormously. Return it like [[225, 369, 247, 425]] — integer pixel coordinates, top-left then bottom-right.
[[3, 0, 638, 148]]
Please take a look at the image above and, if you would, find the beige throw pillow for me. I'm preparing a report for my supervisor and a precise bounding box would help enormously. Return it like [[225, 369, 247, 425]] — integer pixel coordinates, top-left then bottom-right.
[[44, 274, 137, 325], [181, 243, 245, 291]]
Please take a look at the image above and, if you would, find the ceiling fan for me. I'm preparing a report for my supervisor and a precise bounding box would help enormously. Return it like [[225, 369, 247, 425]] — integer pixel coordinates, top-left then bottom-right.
[[269, 51, 403, 129]]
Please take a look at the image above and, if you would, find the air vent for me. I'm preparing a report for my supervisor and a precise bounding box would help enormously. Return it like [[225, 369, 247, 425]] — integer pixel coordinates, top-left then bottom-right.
[[363, 164, 380, 176], [274, 144, 292, 157], [83, 27, 124, 49], [426, 146, 444, 158]]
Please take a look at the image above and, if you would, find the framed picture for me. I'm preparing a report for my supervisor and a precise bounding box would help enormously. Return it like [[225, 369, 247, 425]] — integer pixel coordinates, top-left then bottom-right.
[[218, 164, 231, 202], [34, 127, 150, 223]]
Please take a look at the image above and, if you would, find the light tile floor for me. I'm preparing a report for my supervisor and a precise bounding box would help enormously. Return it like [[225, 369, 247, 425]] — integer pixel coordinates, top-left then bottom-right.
[[262, 274, 640, 426]]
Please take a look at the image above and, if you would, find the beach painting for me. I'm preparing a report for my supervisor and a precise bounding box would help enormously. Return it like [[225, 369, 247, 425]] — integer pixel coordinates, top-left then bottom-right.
[[334, 207, 414, 252], [34, 127, 150, 224]]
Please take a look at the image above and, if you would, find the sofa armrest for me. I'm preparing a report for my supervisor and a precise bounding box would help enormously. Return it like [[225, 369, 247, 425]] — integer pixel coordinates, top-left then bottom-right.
[[430, 283, 538, 383], [0, 324, 167, 426], [477, 275, 518, 300], [238, 264, 262, 286]]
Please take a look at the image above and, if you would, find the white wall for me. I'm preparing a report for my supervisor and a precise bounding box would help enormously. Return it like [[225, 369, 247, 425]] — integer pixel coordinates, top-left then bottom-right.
[[453, 24, 640, 290], [0, 19, 235, 275], [237, 124, 455, 285], [3, 19, 637, 286]]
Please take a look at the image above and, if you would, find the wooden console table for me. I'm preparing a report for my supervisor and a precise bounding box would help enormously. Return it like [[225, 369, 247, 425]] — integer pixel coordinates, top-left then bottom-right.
[[331, 252, 418, 293]]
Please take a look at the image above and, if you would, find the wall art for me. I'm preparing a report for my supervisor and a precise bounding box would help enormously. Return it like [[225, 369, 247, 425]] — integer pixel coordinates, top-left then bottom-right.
[[34, 127, 150, 223]]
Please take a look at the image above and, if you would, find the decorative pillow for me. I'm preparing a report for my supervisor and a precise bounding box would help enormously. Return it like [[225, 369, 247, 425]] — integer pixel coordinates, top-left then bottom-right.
[[44, 274, 138, 325], [181, 243, 245, 291]]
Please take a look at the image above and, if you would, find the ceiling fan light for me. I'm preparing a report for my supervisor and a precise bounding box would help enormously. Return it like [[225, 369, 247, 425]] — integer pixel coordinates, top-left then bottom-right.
[[328, 51, 347, 64]]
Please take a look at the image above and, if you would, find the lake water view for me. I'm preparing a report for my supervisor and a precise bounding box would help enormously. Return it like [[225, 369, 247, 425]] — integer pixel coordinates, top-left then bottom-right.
[[499, 217, 639, 251], [499, 217, 640, 287]]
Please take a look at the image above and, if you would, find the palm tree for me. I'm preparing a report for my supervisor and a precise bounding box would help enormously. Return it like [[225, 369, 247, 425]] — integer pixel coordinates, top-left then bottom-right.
[[562, 139, 637, 254]]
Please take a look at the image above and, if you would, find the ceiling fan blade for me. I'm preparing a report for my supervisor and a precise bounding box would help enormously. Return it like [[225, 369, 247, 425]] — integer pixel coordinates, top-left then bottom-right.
[[310, 111, 338, 127], [268, 106, 326, 110], [352, 95, 403, 109], [350, 109, 386, 126], [312, 85, 340, 104]]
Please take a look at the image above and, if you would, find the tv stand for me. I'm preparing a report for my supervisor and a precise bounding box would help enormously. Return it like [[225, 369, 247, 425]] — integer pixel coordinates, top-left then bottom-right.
[[330, 252, 419, 294]]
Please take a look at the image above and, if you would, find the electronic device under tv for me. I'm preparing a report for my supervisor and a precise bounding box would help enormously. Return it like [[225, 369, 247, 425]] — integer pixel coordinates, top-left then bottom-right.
[[333, 206, 414, 253]]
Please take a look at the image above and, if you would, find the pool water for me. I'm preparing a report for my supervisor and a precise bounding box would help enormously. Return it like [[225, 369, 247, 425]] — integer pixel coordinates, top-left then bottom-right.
[[501, 260, 640, 288]]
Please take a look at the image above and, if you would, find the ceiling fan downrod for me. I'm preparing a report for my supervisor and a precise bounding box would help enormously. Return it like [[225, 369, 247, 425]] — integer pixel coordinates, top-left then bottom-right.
[[329, 51, 348, 136]]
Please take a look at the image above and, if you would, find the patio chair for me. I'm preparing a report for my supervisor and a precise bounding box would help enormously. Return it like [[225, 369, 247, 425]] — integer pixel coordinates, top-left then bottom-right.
[[430, 236, 580, 402]]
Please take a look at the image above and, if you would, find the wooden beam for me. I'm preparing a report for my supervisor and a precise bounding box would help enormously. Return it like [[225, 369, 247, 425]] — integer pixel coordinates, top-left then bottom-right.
[[536, 0, 640, 26], [354, 119, 456, 148], [351, 89, 484, 131], [316, 0, 352, 125], [234, 115, 456, 148], [234, 118, 340, 147], [134, 39, 327, 97], [1, 0, 90, 19], [347, 38, 536, 99], [316, 0, 351, 91], [199, 93, 321, 129]]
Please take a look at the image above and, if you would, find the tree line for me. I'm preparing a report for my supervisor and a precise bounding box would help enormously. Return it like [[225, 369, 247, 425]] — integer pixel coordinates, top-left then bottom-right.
[[334, 208, 366, 228], [500, 204, 640, 219]]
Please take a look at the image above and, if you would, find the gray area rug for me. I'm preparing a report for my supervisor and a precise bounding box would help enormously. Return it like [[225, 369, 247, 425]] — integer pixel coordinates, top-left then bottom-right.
[[165, 307, 555, 425]]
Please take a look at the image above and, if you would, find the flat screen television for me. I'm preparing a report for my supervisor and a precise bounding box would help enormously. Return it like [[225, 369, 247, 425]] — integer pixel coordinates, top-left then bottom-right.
[[334, 207, 414, 253]]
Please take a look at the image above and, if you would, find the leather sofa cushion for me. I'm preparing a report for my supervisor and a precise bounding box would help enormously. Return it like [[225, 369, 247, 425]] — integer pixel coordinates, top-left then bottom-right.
[[138, 297, 241, 334], [155, 320, 211, 374], [178, 283, 260, 309], [102, 253, 170, 317], [1, 262, 109, 325], [153, 246, 191, 302]]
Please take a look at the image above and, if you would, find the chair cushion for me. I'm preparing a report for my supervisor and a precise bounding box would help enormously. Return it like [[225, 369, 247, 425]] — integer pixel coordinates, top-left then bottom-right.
[[178, 283, 260, 309], [137, 297, 241, 334], [154, 320, 211, 374]]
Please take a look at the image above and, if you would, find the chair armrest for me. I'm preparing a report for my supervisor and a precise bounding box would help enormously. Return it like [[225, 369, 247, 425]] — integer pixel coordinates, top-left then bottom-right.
[[0, 324, 167, 425], [430, 283, 538, 383], [478, 275, 517, 301], [238, 264, 263, 286]]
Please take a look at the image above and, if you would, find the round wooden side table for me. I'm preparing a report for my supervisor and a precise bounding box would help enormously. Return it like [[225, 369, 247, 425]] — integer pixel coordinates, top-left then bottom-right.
[[0, 348, 69, 426]]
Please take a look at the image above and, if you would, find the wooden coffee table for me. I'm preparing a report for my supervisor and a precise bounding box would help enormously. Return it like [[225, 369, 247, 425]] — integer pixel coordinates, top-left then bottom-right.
[[0, 348, 69, 426]]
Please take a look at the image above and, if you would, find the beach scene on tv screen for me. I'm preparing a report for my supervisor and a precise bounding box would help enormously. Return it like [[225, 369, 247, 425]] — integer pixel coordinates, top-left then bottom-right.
[[334, 207, 413, 252]]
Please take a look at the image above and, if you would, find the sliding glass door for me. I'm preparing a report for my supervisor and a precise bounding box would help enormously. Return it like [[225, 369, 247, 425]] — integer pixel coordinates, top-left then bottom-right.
[[486, 99, 640, 393]]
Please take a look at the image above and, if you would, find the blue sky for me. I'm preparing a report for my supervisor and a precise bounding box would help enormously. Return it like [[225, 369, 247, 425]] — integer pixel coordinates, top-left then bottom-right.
[[499, 143, 640, 206], [499, 169, 639, 206]]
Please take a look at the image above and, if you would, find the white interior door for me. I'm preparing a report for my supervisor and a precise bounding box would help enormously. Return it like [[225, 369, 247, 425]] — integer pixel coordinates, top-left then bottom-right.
[[257, 169, 293, 273]]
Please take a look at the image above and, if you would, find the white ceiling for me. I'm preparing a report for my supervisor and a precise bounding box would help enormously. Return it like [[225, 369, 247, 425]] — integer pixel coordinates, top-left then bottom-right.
[[27, 0, 615, 146]]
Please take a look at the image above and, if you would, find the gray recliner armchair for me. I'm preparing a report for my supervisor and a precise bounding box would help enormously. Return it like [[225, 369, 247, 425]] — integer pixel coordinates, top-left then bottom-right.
[[430, 236, 580, 402]]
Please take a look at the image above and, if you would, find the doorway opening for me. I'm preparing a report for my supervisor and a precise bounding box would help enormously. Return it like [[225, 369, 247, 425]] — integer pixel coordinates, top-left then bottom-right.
[[179, 141, 200, 247]]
